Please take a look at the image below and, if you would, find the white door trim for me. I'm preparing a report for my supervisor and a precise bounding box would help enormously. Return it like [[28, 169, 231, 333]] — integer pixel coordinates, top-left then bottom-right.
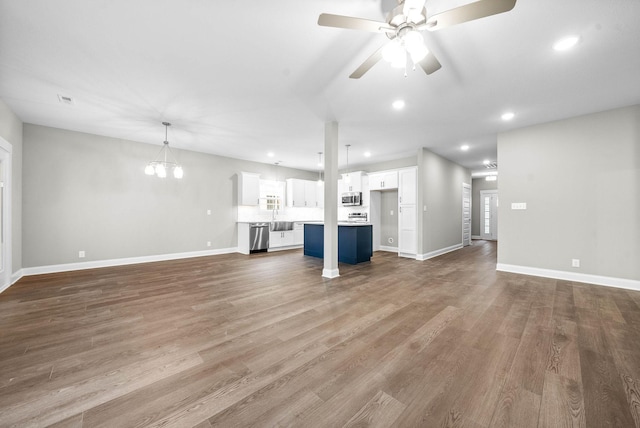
[[0, 136, 12, 294], [462, 183, 471, 246]]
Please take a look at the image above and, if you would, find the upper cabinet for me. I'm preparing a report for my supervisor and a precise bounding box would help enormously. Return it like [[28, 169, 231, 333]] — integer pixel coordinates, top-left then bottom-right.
[[369, 170, 398, 191], [286, 178, 322, 208], [238, 172, 260, 206], [398, 168, 417, 205], [341, 171, 364, 193]]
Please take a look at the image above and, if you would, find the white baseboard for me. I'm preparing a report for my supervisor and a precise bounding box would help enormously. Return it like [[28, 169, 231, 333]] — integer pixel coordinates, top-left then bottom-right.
[[322, 268, 340, 279], [471, 235, 481, 240], [377, 246, 398, 253], [496, 263, 640, 292], [417, 243, 463, 261], [20, 247, 238, 278], [268, 245, 303, 252]]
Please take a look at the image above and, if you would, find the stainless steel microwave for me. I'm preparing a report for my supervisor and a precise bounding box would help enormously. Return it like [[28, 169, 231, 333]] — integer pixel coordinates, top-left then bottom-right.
[[341, 192, 362, 206]]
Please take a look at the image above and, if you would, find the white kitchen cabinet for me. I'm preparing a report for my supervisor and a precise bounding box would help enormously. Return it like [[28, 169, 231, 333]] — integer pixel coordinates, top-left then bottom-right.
[[304, 180, 317, 207], [286, 179, 306, 207], [398, 204, 417, 256], [398, 167, 417, 257], [293, 222, 304, 245], [286, 179, 319, 208], [341, 171, 364, 193], [398, 168, 417, 205], [238, 172, 260, 206], [269, 230, 294, 248], [369, 170, 398, 190]]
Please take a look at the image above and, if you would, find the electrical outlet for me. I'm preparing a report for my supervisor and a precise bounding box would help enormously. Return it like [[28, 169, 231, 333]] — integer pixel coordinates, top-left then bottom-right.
[[207, 241, 211, 247], [78, 250, 85, 258], [572, 259, 580, 268], [207, 209, 211, 215], [390, 210, 394, 216]]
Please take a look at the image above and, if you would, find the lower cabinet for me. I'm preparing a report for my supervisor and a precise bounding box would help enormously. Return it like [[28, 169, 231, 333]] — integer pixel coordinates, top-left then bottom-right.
[[293, 223, 304, 245], [269, 231, 294, 248]]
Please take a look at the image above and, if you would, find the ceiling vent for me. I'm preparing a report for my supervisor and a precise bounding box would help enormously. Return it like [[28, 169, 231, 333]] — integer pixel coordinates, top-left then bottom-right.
[[485, 162, 497, 169], [57, 94, 75, 105]]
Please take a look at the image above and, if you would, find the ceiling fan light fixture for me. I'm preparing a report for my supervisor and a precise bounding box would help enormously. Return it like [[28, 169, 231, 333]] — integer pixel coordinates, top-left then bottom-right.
[[408, 42, 429, 63], [382, 40, 405, 65]]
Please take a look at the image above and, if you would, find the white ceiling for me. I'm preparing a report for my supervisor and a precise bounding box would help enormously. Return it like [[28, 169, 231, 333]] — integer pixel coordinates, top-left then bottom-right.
[[1, 0, 639, 174]]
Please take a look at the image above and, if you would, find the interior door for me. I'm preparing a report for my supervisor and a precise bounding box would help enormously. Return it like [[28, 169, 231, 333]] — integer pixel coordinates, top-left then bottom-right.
[[462, 183, 471, 246], [481, 190, 498, 241]]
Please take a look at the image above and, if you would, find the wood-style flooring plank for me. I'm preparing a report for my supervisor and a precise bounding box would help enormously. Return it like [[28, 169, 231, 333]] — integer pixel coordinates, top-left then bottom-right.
[[1, 241, 639, 427]]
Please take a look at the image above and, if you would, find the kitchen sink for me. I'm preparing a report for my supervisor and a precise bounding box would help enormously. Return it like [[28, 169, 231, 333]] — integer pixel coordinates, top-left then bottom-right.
[[270, 221, 294, 231]]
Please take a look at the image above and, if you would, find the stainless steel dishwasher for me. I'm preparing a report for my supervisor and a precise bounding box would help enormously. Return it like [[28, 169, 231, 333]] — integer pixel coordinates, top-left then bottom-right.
[[249, 223, 269, 253]]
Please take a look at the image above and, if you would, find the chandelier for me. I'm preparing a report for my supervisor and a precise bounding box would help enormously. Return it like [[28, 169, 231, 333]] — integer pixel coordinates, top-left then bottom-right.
[[144, 122, 184, 179]]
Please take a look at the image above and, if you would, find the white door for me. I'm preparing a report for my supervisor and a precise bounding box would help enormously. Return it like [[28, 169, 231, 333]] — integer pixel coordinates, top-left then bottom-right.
[[480, 190, 498, 241], [462, 183, 471, 246]]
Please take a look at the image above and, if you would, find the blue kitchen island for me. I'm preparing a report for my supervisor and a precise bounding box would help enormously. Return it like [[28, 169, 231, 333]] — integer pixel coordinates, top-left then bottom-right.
[[303, 223, 373, 264]]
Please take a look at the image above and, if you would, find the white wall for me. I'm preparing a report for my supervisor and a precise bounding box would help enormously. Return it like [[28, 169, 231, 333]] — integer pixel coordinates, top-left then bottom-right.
[[497, 105, 640, 284], [22, 124, 316, 268]]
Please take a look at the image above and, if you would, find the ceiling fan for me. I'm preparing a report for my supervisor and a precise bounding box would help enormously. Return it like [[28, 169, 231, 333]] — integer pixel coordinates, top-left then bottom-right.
[[318, 0, 516, 78]]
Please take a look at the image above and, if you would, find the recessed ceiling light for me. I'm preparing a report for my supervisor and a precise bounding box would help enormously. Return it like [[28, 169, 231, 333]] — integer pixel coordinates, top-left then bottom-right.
[[392, 100, 405, 110], [267, 152, 274, 158], [501, 112, 515, 121], [483, 159, 491, 165], [460, 144, 469, 151], [364, 151, 371, 157], [553, 35, 579, 51]]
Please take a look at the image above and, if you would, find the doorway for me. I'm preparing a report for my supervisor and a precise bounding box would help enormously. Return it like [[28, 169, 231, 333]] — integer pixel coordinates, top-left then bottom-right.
[[462, 183, 471, 246], [0, 137, 11, 292], [480, 190, 498, 241]]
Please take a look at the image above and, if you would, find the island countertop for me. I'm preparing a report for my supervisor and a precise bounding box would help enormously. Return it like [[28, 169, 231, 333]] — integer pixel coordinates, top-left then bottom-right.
[[302, 221, 372, 227]]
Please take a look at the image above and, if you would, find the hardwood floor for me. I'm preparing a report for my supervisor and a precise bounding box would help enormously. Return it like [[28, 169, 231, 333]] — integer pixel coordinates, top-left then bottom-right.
[[1, 241, 639, 427]]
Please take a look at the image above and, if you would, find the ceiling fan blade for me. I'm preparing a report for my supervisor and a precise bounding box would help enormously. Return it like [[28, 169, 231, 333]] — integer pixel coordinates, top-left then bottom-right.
[[318, 13, 393, 33], [417, 51, 442, 75], [349, 46, 385, 79], [426, 0, 516, 31]]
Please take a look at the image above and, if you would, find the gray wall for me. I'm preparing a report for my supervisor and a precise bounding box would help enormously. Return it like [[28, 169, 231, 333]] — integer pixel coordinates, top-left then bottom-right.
[[0, 99, 23, 275], [497, 105, 640, 281], [471, 177, 498, 237], [23, 124, 316, 267], [379, 190, 398, 248], [418, 148, 471, 254]]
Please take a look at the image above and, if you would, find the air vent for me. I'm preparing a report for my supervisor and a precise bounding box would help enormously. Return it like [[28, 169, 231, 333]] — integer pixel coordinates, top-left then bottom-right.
[[57, 94, 75, 105], [485, 162, 497, 169]]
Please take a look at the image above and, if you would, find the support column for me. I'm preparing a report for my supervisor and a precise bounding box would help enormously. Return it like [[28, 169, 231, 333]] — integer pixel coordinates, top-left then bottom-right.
[[323, 122, 339, 278]]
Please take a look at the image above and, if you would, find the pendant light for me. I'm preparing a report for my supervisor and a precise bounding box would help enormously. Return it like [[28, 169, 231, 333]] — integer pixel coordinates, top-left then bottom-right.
[[144, 122, 184, 179], [344, 144, 351, 184], [317, 152, 324, 186]]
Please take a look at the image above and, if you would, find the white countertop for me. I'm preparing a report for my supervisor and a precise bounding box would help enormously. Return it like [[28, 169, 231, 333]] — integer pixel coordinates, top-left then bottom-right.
[[304, 221, 372, 227]]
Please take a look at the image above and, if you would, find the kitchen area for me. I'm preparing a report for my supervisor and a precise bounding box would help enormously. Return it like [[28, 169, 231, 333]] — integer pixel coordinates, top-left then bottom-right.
[[236, 166, 417, 263]]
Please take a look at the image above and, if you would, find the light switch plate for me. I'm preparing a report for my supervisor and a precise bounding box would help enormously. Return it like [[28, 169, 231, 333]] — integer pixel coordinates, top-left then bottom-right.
[[511, 202, 527, 210]]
